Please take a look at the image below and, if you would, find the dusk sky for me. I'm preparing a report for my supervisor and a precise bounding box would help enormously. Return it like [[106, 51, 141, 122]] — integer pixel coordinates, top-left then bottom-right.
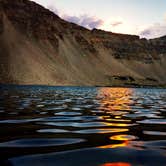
[[32, 0, 166, 39]]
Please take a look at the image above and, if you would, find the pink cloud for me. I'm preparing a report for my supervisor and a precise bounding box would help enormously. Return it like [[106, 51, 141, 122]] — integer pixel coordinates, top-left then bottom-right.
[[63, 14, 104, 29], [140, 23, 166, 39]]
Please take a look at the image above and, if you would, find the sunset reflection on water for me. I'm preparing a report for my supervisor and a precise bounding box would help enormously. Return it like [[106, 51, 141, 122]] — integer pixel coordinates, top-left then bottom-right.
[[0, 86, 166, 165], [97, 88, 133, 112], [100, 162, 131, 166], [97, 87, 133, 124], [97, 88, 134, 149]]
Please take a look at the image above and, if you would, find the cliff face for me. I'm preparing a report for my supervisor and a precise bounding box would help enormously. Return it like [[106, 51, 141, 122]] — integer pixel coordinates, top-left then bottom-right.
[[0, 0, 166, 86]]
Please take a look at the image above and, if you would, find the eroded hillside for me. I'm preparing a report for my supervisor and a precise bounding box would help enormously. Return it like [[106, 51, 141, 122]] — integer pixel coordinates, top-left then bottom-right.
[[0, 0, 166, 86]]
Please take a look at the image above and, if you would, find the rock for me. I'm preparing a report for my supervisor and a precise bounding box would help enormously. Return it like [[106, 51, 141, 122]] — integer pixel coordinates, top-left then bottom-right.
[[75, 34, 97, 53]]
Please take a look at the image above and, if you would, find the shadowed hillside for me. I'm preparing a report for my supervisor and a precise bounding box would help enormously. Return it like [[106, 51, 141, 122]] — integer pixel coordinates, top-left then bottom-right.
[[0, 0, 166, 86]]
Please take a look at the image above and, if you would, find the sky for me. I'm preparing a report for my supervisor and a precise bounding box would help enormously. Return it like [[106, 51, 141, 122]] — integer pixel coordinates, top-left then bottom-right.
[[31, 0, 166, 39]]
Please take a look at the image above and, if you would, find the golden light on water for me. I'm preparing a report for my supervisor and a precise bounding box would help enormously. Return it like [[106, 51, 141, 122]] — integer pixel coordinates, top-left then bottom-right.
[[100, 162, 131, 166], [101, 122, 130, 127], [97, 88, 133, 112], [99, 141, 129, 149], [97, 87, 133, 125], [97, 88, 135, 149], [111, 135, 136, 141], [99, 134, 134, 149], [97, 128, 129, 134]]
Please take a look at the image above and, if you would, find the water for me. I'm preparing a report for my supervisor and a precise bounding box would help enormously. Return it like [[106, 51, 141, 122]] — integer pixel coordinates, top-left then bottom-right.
[[0, 85, 166, 166]]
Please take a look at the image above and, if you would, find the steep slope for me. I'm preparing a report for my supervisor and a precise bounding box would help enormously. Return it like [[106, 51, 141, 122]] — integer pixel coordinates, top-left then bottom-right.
[[0, 0, 166, 86]]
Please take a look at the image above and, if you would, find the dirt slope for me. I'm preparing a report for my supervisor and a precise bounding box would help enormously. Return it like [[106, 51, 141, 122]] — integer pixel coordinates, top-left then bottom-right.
[[0, 0, 166, 86]]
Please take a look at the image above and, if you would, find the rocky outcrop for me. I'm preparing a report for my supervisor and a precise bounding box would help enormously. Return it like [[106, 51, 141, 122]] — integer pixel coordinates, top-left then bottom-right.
[[90, 29, 166, 62], [75, 34, 97, 53], [0, 0, 166, 86]]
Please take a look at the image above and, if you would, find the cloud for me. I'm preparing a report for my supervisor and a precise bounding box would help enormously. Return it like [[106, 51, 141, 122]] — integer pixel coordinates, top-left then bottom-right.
[[63, 14, 104, 29], [111, 21, 123, 27], [139, 23, 166, 39]]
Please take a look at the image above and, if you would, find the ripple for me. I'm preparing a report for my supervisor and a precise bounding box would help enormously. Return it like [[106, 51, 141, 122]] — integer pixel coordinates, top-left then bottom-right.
[[137, 119, 166, 125], [55, 112, 82, 116], [8, 112, 19, 115], [107, 111, 129, 116], [0, 118, 42, 124], [91, 110, 105, 113], [62, 99, 72, 103], [41, 122, 109, 128], [83, 105, 94, 109], [39, 116, 82, 122], [45, 107, 67, 111], [74, 128, 128, 134], [79, 116, 102, 121], [110, 135, 137, 141], [0, 138, 85, 148], [125, 113, 161, 118], [37, 129, 69, 133], [105, 118, 131, 122], [40, 112, 48, 115], [71, 107, 82, 111], [143, 131, 166, 136], [36, 104, 45, 108], [41, 122, 134, 128]]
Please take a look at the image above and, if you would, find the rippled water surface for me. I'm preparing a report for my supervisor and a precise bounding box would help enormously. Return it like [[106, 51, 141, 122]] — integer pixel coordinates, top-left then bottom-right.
[[0, 85, 166, 166]]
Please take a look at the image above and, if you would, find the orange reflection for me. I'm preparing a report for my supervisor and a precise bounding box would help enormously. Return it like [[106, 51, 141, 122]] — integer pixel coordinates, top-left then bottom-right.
[[98, 88, 133, 112], [99, 134, 137, 149], [102, 122, 130, 127], [110, 135, 136, 141], [97, 88, 134, 149], [97, 87, 133, 124], [99, 141, 129, 149], [98, 128, 129, 134], [100, 162, 131, 166]]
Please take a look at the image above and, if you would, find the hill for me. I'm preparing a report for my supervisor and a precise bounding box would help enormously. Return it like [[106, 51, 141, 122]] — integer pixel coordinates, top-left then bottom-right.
[[0, 0, 166, 86]]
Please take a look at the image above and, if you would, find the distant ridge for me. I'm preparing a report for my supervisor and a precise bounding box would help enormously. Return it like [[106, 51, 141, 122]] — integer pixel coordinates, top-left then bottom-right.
[[0, 0, 166, 86]]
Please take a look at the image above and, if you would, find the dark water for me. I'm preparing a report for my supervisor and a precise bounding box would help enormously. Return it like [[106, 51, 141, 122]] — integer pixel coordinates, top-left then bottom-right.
[[0, 85, 166, 166]]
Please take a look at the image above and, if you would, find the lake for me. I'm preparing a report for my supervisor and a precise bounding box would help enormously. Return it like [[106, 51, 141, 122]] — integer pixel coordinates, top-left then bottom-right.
[[0, 85, 166, 166]]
